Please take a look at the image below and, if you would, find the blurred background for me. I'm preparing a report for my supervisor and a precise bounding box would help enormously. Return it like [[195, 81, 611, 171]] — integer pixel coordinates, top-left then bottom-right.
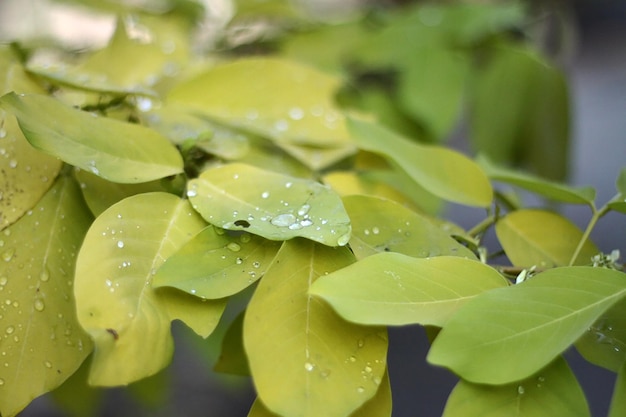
[[1, 0, 624, 416]]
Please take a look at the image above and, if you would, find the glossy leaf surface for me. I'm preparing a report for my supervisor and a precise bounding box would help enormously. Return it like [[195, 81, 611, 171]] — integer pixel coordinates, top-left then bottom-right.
[[311, 253, 507, 326], [343, 195, 475, 260], [0, 93, 183, 183], [427, 266, 626, 384], [244, 240, 388, 417], [153, 227, 280, 299], [0, 177, 93, 416], [479, 155, 596, 206], [347, 118, 492, 207], [187, 163, 351, 246], [442, 356, 589, 417], [168, 57, 352, 147], [496, 209, 598, 267], [74, 192, 225, 386]]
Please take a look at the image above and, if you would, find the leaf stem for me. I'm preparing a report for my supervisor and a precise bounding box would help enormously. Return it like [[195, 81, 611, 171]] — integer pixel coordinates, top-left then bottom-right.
[[568, 197, 616, 266]]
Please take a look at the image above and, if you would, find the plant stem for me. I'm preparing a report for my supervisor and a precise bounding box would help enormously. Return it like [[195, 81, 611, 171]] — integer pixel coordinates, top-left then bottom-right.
[[568, 199, 615, 266]]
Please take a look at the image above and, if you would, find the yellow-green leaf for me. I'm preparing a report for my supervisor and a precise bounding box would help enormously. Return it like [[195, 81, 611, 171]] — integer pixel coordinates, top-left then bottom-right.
[[609, 361, 626, 417], [153, 227, 281, 299], [442, 356, 590, 417], [343, 195, 476, 260], [0, 47, 62, 230], [0, 92, 184, 184], [310, 253, 507, 326], [496, 209, 598, 267], [214, 312, 250, 376], [187, 163, 351, 246], [244, 240, 388, 417], [27, 15, 191, 96], [427, 266, 626, 384], [576, 298, 626, 372], [347, 118, 493, 207], [0, 176, 93, 417], [74, 192, 225, 386], [167, 57, 352, 147]]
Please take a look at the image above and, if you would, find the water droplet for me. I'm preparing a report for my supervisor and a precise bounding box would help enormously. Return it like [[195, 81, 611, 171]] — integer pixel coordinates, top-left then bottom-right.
[[186, 188, 197, 198], [2, 249, 14, 262], [227, 242, 241, 252], [5, 326, 14, 335], [271, 214, 296, 227], [117, 241, 125, 248], [304, 362, 315, 372], [34, 298, 45, 312], [261, 191, 270, 199], [517, 385, 525, 395], [44, 360, 52, 368], [136, 96, 153, 112], [240, 234, 251, 243], [288, 222, 303, 230], [356, 386, 365, 394], [289, 107, 304, 120], [363, 365, 372, 373], [274, 119, 289, 132], [8, 160, 17, 169], [0, 378, 4, 386], [297, 204, 311, 216], [252, 261, 260, 268], [285, 182, 293, 188], [0, 277, 7, 286], [372, 227, 380, 235], [235, 257, 243, 265], [357, 339, 365, 348], [349, 356, 356, 363], [40, 268, 50, 282], [337, 232, 351, 246]]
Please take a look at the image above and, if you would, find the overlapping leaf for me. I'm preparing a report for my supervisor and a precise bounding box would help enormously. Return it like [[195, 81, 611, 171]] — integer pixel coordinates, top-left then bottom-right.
[[310, 253, 507, 326], [608, 168, 626, 214], [74, 192, 225, 386], [442, 356, 589, 417], [576, 298, 626, 372], [609, 361, 626, 417], [0, 47, 62, 229], [152, 227, 281, 299], [496, 209, 598, 267], [427, 266, 626, 384], [479, 155, 596, 206], [342, 195, 475, 260], [167, 57, 352, 147], [27, 15, 191, 96], [347, 118, 492, 207], [0, 93, 183, 183], [244, 240, 388, 417], [0, 176, 93, 417], [187, 163, 351, 246]]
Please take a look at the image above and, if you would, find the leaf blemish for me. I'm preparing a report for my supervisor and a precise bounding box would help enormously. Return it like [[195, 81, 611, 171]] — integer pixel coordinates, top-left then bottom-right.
[[106, 328, 119, 340]]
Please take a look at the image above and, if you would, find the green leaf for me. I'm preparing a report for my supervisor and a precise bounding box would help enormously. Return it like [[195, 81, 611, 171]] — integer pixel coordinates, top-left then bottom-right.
[[0, 47, 63, 229], [311, 253, 507, 327], [187, 163, 352, 246], [442, 356, 590, 417], [248, 370, 392, 417], [575, 298, 626, 372], [343, 195, 476, 260], [50, 356, 102, 417], [152, 227, 281, 299], [479, 155, 596, 206], [0, 93, 183, 183], [75, 169, 169, 217], [347, 118, 493, 207], [609, 168, 626, 214], [397, 47, 469, 140], [469, 45, 569, 180], [496, 209, 599, 267], [74, 192, 225, 386], [167, 57, 352, 147], [609, 361, 626, 417], [244, 240, 388, 417], [27, 15, 191, 96], [0, 176, 94, 417], [277, 142, 357, 171], [427, 266, 626, 384], [214, 312, 250, 376]]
